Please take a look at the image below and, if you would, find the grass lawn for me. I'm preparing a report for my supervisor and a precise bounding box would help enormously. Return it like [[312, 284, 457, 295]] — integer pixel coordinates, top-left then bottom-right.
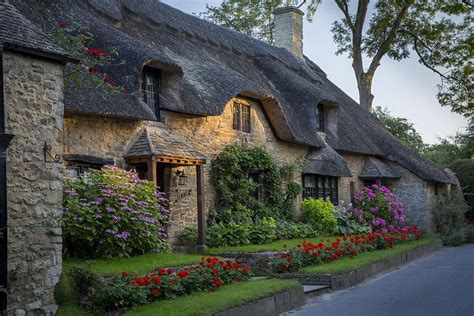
[[64, 252, 208, 277], [300, 236, 436, 275], [125, 279, 301, 316], [205, 236, 339, 254]]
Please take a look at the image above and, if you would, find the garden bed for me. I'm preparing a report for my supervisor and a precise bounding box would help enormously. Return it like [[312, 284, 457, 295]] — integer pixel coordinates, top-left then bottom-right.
[[124, 279, 303, 316], [277, 237, 442, 290], [205, 236, 338, 254]]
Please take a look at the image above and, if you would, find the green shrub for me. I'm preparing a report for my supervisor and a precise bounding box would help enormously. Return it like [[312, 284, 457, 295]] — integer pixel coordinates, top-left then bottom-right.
[[301, 198, 337, 234], [433, 193, 468, 246], [333, 202, 371, 235], [63, 166, 170, 258], [206, 224, 251, 247], [248, 217, 277, 244], [448, 159, 474, 220], [177, 226, 198, 248], [465, 224, 474, 243], [275, 221, 318, 239]]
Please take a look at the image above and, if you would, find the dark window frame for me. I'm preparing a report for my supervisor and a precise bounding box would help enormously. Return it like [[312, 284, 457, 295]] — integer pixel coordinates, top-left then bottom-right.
[[141, 66, 161, 119], [302, 174, 339, 205], [233, 101, 251, 133], [317, 103, 325, 132], [65, 162, 103, 178], [248, 172, 265, 201]]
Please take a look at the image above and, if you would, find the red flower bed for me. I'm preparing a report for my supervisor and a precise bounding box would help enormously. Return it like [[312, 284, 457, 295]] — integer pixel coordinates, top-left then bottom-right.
[[119, 257, 252, 302], [274, 226, 423, 273]]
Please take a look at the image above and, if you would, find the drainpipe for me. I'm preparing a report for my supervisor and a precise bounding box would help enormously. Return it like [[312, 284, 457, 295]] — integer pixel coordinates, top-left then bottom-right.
[[0, 45, 14, 313]]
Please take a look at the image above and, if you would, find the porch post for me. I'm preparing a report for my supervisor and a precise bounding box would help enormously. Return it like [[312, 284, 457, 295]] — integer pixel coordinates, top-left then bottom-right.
[[196, 164, 206, 250], [147, 157, 157, 189]]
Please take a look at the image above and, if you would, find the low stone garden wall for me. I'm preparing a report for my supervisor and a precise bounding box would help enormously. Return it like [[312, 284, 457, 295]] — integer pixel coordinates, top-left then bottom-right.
[[277, 239, 442, 289], [216, 251, 282, 273], [214, 285, 305, 316]]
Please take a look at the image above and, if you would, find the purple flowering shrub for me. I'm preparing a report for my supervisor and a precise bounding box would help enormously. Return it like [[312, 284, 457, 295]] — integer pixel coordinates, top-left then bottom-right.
[[63, 165, 170, 258], [352, 184, 405, 233]]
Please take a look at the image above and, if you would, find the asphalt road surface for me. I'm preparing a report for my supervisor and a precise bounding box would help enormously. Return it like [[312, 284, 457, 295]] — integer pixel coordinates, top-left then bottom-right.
[[289, 244, 474, 316]]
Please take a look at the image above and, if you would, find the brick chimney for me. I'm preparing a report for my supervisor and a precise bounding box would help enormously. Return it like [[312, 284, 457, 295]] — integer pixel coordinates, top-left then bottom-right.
[[273, 6, 304, 58]]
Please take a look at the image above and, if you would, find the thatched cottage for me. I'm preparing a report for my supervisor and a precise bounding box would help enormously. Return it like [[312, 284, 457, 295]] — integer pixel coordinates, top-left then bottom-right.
[[0, 0, 458, 314]]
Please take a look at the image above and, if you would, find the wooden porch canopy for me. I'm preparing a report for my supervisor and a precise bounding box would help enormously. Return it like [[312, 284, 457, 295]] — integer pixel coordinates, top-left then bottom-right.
[[124, 127, 208, 250]]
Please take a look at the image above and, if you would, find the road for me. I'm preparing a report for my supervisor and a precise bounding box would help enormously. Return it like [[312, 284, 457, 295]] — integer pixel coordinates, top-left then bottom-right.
[[289, 244, 474, 316]]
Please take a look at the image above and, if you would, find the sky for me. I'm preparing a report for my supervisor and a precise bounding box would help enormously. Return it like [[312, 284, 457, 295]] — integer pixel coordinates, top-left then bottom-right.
[[162, 0, 468, 144]]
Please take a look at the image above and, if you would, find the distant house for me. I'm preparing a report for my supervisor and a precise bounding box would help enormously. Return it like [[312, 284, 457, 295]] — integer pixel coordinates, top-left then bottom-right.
[[0, 0, 458, 314]]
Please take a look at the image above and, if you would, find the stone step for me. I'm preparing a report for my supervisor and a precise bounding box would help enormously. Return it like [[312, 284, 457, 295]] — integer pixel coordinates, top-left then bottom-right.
[[251, 276, 270, 281], [303, 285, 329, 293]]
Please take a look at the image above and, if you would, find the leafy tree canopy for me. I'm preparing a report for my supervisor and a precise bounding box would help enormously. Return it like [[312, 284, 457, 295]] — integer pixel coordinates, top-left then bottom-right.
[[200, 0, 473, 117], [373, 106, 426, 153], [424, 118, 473, 166]]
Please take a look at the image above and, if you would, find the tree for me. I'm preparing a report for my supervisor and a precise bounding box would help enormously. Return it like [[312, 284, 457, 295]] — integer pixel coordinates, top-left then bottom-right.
[[373, 106, 426, 153], [423, 118, 473, 166], [200, 0, 473, 117], [448, 159, 474, 221]]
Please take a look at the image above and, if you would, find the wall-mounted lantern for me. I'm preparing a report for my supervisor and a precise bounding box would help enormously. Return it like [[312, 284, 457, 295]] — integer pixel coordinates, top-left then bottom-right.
[[176, 169, 188, 186], [43, 141, 61, 163]]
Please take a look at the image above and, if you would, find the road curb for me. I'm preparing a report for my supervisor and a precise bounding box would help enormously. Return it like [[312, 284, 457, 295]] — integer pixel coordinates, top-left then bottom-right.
[[213, 285, 305, 316]]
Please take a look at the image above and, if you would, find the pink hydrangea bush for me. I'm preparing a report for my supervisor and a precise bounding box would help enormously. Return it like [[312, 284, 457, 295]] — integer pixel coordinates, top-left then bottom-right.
[[63, 165, 169, 258], [352, 184, 405, 232]]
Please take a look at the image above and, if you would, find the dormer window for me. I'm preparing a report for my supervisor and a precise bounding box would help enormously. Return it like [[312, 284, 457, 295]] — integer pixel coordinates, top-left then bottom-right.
[[317, 103, 325, 132], [141, 67, 161, 118], [233, 101, 251, 133]]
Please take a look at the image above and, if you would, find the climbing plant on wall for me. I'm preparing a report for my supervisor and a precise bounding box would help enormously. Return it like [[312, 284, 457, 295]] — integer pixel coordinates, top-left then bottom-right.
[[209, 144, 302, 224]]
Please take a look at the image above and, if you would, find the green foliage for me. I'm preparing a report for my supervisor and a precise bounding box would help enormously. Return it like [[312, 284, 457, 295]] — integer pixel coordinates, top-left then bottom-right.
[[51, 18, 127, 93], [201, 0, 473, 115], [433, 193, 468, 246], [248, 217, 277, 244], [275, 221, 319, 239], [301, 198, 337, 234], [333, 202, 371, 235], [210, 145, 301, 224], [465, 224, 474, 244], [449, 159, 474, 220], [177, 227, 199, 248], [206, 224, 251, 248], [374, 106, 426, 153], [199, 0, 320, 44], [63, 166, 170, 258]]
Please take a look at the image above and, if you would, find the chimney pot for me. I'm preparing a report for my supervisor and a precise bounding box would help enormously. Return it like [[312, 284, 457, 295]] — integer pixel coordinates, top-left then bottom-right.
[[273, 6, 304, 58]]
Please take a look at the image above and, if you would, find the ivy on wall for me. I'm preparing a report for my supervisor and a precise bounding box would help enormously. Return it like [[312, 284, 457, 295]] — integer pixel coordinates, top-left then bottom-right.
[[209, 144, 303, 224]]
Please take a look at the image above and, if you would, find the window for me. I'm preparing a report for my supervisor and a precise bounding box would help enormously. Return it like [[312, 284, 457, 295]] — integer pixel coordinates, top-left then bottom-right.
[[141, 67, 161, 118], [317, 104, 325, 132], [363, 178, 381, 187], [302, 174, 338, 205], [233, 102, 251, 133], [248, 172, 265, 200]]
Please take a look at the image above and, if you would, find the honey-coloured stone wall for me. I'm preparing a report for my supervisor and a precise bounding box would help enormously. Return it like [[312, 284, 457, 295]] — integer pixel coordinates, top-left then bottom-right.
[[4, 52, 65, 315]]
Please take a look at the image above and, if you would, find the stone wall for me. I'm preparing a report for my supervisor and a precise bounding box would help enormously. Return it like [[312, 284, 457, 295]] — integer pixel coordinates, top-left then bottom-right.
[[63, 97, 309, 242], [338, 153, 366, 204], [4, 52, 64, 315]]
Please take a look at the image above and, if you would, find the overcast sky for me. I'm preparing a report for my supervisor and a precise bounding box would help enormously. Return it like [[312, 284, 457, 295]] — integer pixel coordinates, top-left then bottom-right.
[[162, 0, 468, 144]]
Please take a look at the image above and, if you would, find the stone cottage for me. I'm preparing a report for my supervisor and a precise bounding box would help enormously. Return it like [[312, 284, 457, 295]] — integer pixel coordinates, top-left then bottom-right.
[[0, 0, 457, 314]]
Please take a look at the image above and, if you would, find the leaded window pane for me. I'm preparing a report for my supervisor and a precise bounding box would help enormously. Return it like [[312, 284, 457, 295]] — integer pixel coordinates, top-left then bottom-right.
[[241, 104, 251, 133], [233, 102, 241, 131]]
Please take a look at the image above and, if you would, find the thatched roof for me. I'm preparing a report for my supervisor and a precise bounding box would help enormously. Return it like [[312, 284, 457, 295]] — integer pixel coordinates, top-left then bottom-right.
[[125, 127, 208, 161], [8, 0, 452, 184], [359, 157, 401, 179], [303, 145, 353, 177], [0, 1, 68, 61]]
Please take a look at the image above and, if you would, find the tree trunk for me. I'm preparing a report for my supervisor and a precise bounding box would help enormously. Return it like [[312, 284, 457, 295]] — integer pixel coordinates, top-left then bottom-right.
[[358, 73, 374, 112]]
